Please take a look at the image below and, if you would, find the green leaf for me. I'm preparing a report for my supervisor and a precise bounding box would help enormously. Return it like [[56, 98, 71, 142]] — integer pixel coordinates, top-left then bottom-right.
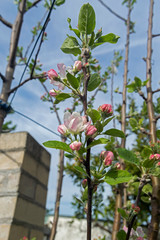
[[142, 184, 152, 195], [141, 196, 150, 203], [55, 0, 65, 6], [64, 153, 74, 159], [43, 140, 72, 153], [61, 36, 81, 56], [87, 138, 109, 149], [150, 167, 160, 177], [54, 93, 71, 104], [92, 33, 120, 49], [95, 120, 103, 133], [117, 148, 140, 166], [87, 108, 101, 124], [103, 116, 115, 127], [74, 197, 84, 205], [87, 73, 101, 91], [118, 208, 128, 219], [67, 72, 80, 89], [134, 76, 142, 88], [103, 128, 125, 138], [105, 169, 133, 185], [74, 166, 88, 176], [78, 3, 96, 34], [142, 158, 155, 168], [117, 230, 127, 240], [129, 118, 138, 129], [82, 187, 88, 201], [89, 31, 95, 46]]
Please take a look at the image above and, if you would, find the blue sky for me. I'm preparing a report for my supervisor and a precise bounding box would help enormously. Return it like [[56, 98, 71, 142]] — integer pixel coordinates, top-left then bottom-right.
[[1, 0, 160, 216]]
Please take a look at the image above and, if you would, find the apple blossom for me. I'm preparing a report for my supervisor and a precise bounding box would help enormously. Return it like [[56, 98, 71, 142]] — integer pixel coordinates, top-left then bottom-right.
[[57, 124, 68, 135], [86, 125, 97, 136], [115, 162, 121, 169], [64, 112, 91, 134], [103, 151, 114, 166], [69, 141, 82, 151], [157, 162, 160, 166], [57, 63, 66, 79], [149, 154, 155, 160], [154, 153, 160, 160]]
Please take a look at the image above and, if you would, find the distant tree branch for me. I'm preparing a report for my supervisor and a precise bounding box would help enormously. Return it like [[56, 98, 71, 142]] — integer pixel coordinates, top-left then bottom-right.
[[140, 127, 150, 136], [152, 88, 160, 94], [0, 15, 13, 28], [94, 222, 112, 235], [97, 0, 127, 23], [155, 115, 160, 123], [152, 33, 160, 38]]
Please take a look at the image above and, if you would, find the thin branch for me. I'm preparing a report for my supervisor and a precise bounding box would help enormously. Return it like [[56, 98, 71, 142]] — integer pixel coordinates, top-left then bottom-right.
[[0, 15, 13, 28], [94, 222, 112, 234], [139, 127, 150, 136], [155, 115, 160, 123], [0, 72, 7, 82], [25, 0, 42, 11], [152, 33, 160, 38], [138, 90, 147, 102], [97, 0, 127, 23], [8, 75, 41, 94], [152, 88, 160, 94]]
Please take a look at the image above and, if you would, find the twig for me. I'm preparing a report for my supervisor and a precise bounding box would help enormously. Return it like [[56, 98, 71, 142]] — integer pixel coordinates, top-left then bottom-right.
[[25, 0, 42, 11], [0, 15, 13, 28], [94, 222, 112, 234], [8, 75, 42, 94], [97, 0, 127, 23], [138, 90, 147, 102], [126, 175, 148, 240], [152, 88, 160, 94], [139, 127, 150, 136], [152, 33, 160, 38], [155, 115, 160, 123], [0, 72, 7, 82]]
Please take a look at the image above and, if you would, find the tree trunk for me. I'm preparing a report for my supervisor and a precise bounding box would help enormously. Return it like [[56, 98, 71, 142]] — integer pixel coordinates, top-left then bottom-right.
[[0, 0, 26, 132], [146, 1, 160, 239], [112, 1, 131, 239]]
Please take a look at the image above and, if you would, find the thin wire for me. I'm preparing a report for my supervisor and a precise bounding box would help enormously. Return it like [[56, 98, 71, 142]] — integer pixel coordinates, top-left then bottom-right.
[[14, 110, 62, 138], [9, 0, 56, 105]]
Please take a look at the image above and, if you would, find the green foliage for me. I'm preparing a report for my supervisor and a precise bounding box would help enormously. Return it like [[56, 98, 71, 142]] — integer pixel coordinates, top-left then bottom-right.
[[61, 36, 81, 56], [87, 138, 109, 149], [87, 109, 101, 124], [66, 72, 80, 89], [43, 140, 72, 153], [117, 148, 140, 166], [104, 169, 133, 185], [118, 208, 128, 219], [91, 33, 120, 49], [2, 121, 16, 133], [103, 128, 125, 138], [116, 230, 127, 240], [87, 73, 101, 91], [54, 93, 71, 104], [78, 3, 96, 35]]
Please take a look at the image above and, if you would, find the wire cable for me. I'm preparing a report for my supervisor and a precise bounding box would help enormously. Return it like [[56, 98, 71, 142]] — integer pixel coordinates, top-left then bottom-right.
[[9, 0, 56, 106], [14, 109, 62, 138]]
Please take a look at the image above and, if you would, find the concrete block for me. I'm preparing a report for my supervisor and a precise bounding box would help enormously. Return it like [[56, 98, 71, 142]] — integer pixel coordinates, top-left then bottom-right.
[[15, 198, 45, 227], [0, 196, 17, 219], [40, 149, 50, 168], [0, 224, 10, 240], [19, 174, 36, 199], [35, 184, 47, 206], [0, 132, 27, 150], [0, 171, 20, 193], [0, 151, 24, 170], [22, 153, 38, 178], [9, 225, 28, 240], [37, 164, 49, 186]]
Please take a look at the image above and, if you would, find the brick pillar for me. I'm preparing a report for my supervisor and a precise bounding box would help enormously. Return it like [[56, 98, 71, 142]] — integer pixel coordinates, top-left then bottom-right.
[[0, 132, 51, 240]]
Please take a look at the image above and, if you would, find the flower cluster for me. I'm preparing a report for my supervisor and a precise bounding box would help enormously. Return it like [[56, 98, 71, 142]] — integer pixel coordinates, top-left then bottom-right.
[[123, 226, 146, 240], [131, 204, 140, 213], [98, 104, 113, 119], [149, 153, 160, 161]]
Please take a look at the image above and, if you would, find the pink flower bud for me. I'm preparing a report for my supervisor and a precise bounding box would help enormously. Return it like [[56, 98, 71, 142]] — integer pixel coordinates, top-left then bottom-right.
[[82, 116, 87, 124], [154, 154, 160, 160], [57, 124, 68, 135], [149, 154, 155, 160], [157, 162, 160, 166], [22, 237, 28, 240], [137, 237, 144, 240], [103, 151, 114, 166], [73, 61, 82, 72], [40, 92, 47, 100], [115, 162, 121, 169], [48, 69, 59, 81], [86, 125, 97, 136], [132, 204, 140, 213], [69, 141, 82, 151], [98, 104, 113, 116], [82, 179, 87, 188], [49, 89, 58, 97]]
